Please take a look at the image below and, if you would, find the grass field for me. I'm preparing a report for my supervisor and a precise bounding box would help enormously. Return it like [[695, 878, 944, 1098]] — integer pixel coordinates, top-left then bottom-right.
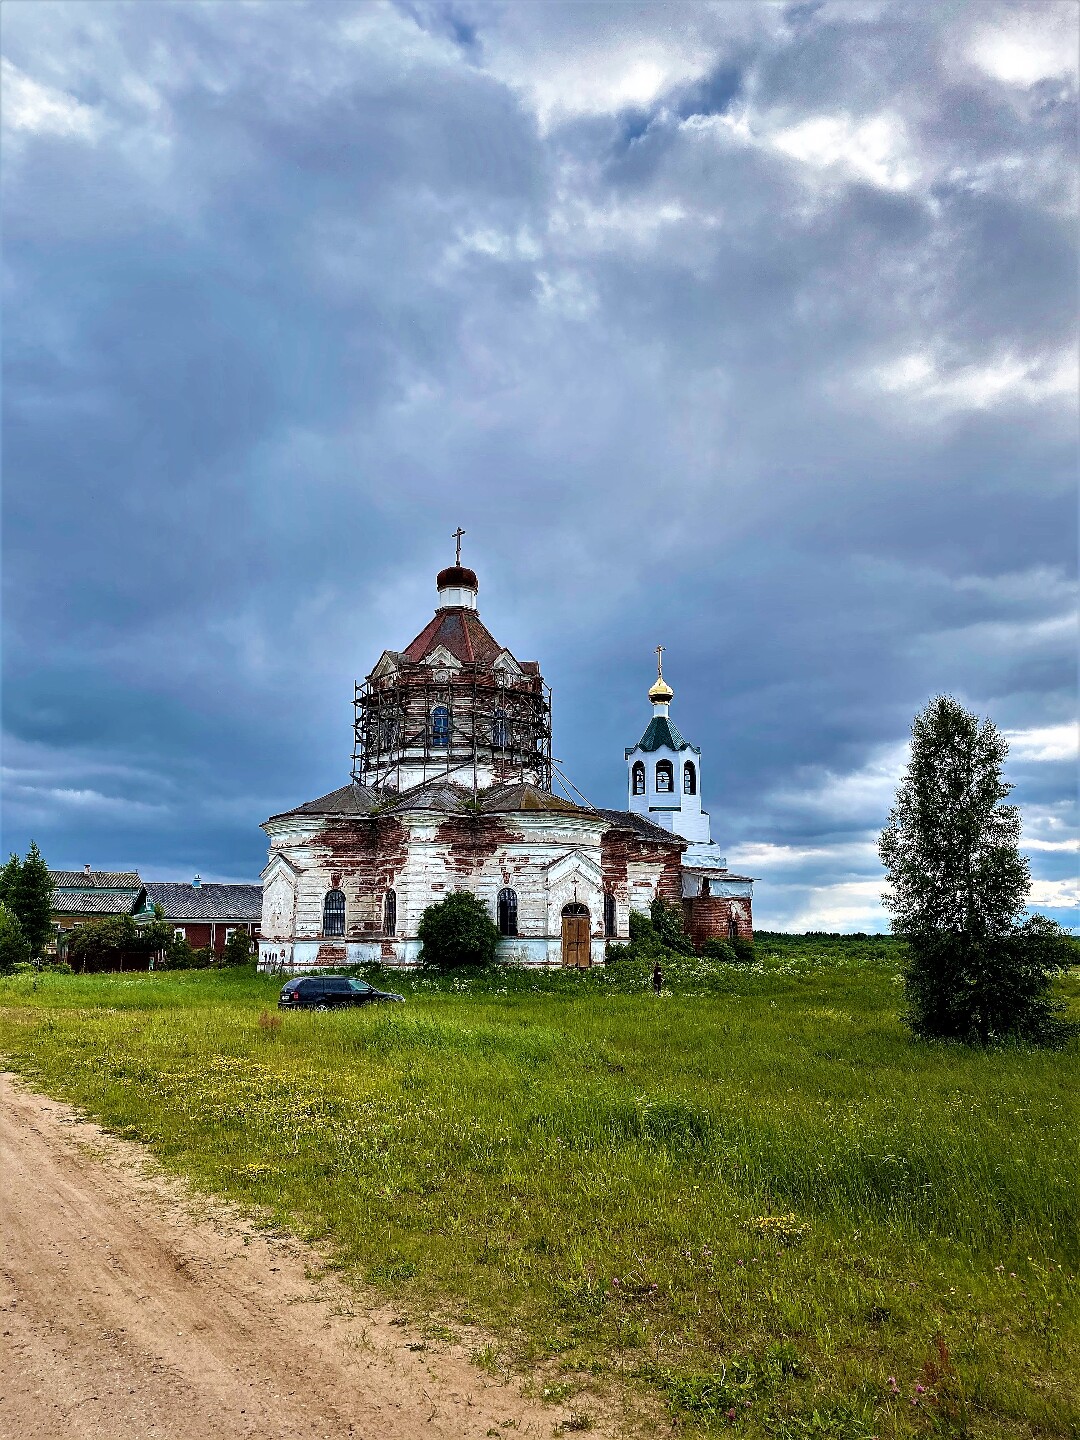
[[1, 939, 1077, 1438]]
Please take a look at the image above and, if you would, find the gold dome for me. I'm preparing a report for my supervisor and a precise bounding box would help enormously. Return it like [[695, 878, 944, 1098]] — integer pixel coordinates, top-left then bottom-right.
[[649, 646, 673, 703]]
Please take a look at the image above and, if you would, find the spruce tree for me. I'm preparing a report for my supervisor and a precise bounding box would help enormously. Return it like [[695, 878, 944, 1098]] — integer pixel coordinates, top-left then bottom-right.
[[13, 841, 54, 959], [0, 853, 21, 911], [0, 902, 30, 973], [880, 696, 1072, 1044]]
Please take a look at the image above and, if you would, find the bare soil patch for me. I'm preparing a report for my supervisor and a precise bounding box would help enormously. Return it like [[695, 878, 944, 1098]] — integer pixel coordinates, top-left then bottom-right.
[[0, 1072, 613, 1440]]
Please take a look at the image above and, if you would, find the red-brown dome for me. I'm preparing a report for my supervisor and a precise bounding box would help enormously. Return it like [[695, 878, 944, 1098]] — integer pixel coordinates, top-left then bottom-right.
[[436, 565, 478, 591]]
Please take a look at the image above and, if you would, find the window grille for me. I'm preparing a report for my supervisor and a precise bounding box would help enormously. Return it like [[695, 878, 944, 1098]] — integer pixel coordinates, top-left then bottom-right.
[[497, 887, 518, 936], [603, 892, 617, 938], [492, 709, 510, 749], [431, 705, 451, 746], [384, 888, 397, 935], [323, 890, 346, 936]]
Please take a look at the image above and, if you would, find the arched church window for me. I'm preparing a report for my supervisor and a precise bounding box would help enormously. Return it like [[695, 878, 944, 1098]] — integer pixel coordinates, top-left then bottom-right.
[[701, 879, 711, 898], [497, 887, 518, 936], [323, 889, 346, 937], [492, 709, 510, 749], [655, 759, 674, 793], [728, 914, 739, 941], [603, 892, 617, 938], [632, 762, 645, 796], [380, 713, 399, 750], [683, 761, 697, 795], [384, 889, 397, 936], [431, 705, 450, 746]]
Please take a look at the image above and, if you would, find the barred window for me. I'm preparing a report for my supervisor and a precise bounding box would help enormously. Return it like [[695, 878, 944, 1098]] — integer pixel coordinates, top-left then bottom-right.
[[323, 890, 346, 936], [603, 892, 617, 938], [431, 705, 450, 746], [497, 887, 518, 936], [384, 888, 397, 935], [493, 709, 510, 749]]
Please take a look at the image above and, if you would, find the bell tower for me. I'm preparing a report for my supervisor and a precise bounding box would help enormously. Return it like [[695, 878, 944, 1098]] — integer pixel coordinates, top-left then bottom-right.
[[624, 649, 711, 843]]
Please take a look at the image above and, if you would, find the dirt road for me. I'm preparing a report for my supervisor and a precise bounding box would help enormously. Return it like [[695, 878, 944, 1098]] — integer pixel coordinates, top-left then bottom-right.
[[0, 1072, 611, 1440]]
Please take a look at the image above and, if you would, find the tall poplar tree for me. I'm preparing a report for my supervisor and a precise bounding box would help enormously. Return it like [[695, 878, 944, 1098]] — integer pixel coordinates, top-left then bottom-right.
[[880, 696, 1072, 1044]]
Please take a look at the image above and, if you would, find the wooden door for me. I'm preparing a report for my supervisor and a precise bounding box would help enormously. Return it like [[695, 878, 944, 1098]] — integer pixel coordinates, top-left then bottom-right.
[[561, 904, 591, 968]]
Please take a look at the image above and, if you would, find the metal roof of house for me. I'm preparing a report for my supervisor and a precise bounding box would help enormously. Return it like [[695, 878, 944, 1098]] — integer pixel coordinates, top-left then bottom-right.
[[52, 888, 145, 916], [142, 883, 263, 921], [625, 716, 700, 756], [50, 870, 143, 889]]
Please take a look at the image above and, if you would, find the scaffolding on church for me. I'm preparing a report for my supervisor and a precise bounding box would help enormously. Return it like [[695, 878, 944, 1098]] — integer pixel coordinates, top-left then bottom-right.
[[352, 665, 553, 794]]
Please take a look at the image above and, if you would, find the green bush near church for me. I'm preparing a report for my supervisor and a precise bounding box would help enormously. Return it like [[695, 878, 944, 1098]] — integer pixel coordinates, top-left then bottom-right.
[[1, 936, 1076, 1437], [416, 890, 500, 970]]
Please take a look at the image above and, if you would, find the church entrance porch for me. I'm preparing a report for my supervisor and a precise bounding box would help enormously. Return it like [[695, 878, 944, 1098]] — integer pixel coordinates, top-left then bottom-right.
[[560, 903, 591, 967]]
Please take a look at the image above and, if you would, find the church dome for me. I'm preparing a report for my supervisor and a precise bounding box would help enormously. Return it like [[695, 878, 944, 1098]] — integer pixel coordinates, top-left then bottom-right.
[[436, 565, 478, 591], [648, 676, 674, 703]]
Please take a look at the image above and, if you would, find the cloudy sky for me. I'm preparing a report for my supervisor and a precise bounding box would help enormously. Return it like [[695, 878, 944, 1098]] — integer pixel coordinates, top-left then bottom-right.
[[3, 1, 1077, 930]]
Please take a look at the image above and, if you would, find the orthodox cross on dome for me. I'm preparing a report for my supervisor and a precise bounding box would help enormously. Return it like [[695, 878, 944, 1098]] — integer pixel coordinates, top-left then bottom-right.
[[655, 644, 665, 681], [453, 526, 466, 564]]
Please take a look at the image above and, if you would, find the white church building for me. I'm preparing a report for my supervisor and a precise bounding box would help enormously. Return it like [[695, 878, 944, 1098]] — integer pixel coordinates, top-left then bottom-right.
[[258, 554, 753, 972]]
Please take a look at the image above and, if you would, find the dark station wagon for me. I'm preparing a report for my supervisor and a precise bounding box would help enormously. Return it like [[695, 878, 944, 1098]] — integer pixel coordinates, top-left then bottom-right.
[[278, 975, 405, 1011]]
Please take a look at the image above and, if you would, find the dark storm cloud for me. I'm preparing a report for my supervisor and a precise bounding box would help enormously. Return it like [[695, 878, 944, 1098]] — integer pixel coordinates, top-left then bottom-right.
[[2, 0, 1076, 924]]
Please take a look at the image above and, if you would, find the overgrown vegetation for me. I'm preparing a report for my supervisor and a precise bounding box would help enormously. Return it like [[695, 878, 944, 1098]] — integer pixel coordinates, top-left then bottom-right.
[[1, 935, 1076, 1438], [881, 695, 1075, 1045], [417, 889, 500, 970]]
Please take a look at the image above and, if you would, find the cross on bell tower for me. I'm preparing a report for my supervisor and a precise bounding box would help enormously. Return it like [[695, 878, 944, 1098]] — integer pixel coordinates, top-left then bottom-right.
[[453, 526, 465, 564]]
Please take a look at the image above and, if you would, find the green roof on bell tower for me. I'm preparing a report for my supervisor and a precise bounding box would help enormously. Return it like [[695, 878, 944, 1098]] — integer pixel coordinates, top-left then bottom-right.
[[625, 715, 700, 756]]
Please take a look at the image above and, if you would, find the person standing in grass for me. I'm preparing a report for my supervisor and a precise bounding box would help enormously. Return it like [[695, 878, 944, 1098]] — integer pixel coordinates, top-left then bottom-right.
[[652, 960, 663, 995]]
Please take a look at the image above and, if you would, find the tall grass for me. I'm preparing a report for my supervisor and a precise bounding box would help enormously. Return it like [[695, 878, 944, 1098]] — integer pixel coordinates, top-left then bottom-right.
[[2, 944, 1077, 1438]]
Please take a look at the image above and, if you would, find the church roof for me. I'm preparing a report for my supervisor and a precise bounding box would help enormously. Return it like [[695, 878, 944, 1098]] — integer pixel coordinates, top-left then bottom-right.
[[267, 782, 383, 821], [478, 783, 585, 814], [267, 778, 597, 825], [402, 607, 508, 667], [595, 809, 687, 845], [625, 715, 700, 756]]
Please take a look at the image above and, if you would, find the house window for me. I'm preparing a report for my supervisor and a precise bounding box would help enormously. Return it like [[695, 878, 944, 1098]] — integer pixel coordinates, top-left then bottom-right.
[[655, 759, 674, 793], [683, 762, 697, 795], [492, 708, 510, 749], [323, 890, 346, 936], [431, 705, 451, 746], [632, 762, 645, 795], [497, 887, 518, 936], [603, 892, 617, 938], [384, 888, 397, 935]]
